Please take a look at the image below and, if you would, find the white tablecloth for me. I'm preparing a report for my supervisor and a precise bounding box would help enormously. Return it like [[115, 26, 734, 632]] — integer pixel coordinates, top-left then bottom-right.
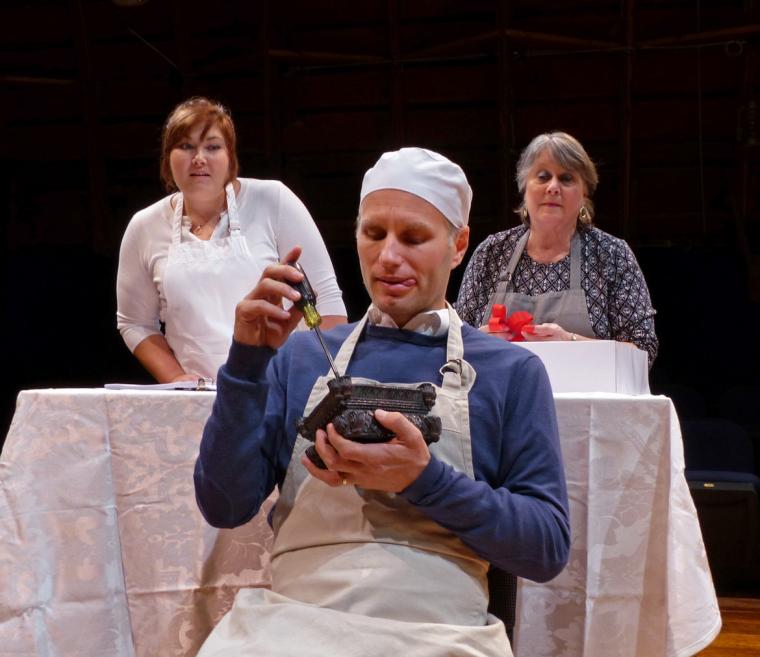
[[0, 389, 720, 657], [514, 394, 720, 657], [0, 389, 274, 657]]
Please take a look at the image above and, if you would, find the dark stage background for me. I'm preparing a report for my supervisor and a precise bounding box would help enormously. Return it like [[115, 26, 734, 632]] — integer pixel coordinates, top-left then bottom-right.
[[2, 0, 759, 487]]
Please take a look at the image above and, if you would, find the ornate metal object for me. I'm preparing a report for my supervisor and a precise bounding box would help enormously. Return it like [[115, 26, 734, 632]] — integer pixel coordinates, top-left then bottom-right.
[[297, 376, 441, 469]]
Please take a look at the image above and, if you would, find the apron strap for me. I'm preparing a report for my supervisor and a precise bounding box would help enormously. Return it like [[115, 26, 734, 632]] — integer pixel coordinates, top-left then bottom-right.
[[500, 229, 530, 292], [171, 193, 184, 247], [441, 304, 476, 394], [480, 230, 528, 325], [225, 182, 241, 234], [332, 314, 369, 376], [569, 231, 582, 289]]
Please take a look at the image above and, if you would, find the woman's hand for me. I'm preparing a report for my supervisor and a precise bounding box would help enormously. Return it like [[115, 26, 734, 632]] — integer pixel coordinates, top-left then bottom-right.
[[233, 246, 305, 349], [170, 373, 201, 383], [522, 322, 575, 342], [134, 335, 196, 384], [479, 324, 515, 342]]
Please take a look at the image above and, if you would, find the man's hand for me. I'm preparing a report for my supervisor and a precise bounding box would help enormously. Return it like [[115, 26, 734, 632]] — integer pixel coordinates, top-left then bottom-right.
[[233, 246, 305, 349], [301, 409, 432, 493]]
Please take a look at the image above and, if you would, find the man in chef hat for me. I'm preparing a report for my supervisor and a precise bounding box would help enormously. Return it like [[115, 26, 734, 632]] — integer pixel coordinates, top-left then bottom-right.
[[195, 147, 570, 657]]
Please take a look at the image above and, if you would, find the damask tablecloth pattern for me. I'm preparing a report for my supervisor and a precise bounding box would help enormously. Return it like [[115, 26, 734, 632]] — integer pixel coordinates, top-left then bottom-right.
[[514, 394, 720, 657], [0, 390, 719, 657], [0, 389, 274, 657]]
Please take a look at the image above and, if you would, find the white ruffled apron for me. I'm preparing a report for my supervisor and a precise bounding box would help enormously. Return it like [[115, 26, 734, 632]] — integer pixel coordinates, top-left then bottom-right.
[[198, 305, 512, 657], [484, 229, 595, 338], [163, 183, 260, 379]]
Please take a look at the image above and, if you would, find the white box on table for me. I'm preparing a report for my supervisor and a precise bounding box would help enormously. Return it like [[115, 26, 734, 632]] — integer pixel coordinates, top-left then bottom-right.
[[513, 340, 650, 395]]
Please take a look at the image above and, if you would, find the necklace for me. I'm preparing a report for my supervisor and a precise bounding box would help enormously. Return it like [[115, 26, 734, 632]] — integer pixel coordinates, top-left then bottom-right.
[[190, 213, 221, 236], [189, 204, 226, 238]]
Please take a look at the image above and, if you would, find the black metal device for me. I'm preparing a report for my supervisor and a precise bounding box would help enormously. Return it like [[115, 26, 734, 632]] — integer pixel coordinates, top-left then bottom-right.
[[297, 377, 441, 469]]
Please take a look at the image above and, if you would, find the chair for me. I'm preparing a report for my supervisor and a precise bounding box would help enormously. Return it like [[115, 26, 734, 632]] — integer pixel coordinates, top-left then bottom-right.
[[487, 566, 517, 644], [682, 418, 760, 591], [682, 418, 760, 491], [719, 385, 760, 474], [688, 480, 759, 591]]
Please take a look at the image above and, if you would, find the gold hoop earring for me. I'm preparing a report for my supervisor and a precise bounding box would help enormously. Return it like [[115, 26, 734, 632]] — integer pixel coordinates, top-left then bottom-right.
[[579, 206, 590, 222], [521, 206, 529, 221]]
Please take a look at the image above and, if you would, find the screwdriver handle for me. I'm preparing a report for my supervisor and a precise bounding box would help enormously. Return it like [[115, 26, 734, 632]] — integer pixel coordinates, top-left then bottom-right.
[[286, 261, 321, 328], [286, 260, 340, 378]]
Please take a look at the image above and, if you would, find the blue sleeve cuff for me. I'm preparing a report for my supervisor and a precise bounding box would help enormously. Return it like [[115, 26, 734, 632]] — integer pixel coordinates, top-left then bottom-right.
[[399, 454, 447, 504], [224, 340, 277, 381]]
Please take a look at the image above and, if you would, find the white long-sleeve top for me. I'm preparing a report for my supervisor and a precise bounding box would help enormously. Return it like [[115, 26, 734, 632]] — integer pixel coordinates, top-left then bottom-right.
[[116, 177, 346, 354]]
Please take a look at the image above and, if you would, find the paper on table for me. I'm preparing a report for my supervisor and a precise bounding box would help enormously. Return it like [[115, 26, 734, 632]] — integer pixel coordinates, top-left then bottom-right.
[[104, 378, 216, 391]]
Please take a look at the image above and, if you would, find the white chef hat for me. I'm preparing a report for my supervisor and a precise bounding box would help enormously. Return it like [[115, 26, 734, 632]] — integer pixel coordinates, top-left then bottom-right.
[[359, 147, 472, 228]]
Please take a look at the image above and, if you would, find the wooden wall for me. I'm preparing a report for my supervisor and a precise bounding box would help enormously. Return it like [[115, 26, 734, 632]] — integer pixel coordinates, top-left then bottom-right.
[[2, 0, 760, 439]]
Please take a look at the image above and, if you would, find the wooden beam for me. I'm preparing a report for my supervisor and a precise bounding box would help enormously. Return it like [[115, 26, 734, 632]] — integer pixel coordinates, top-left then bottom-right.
[[388, 0, 404, 146], [641, 24, 760, 48], [497, 0, 515, 231], [1, 75, 75, 86], [408, 28, 618, 59], [268, 49, 385, 65], [170, 0, 191, 96], [735, 35, 760, 301], [259, 0, 281, 175], [70, 0, 110, 253], [620, 0, 634, 242]]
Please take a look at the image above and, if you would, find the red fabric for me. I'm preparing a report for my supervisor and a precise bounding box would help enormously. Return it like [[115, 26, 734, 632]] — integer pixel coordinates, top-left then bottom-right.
[[487, 305, 533, 342]]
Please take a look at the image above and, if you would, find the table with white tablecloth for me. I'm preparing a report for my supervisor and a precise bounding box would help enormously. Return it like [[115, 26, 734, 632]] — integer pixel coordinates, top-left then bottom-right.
[[0, 389, 720, 657]]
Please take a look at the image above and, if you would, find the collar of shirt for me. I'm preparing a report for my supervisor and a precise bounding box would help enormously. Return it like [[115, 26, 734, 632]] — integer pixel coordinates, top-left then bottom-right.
[[366, 305, 450, 337]]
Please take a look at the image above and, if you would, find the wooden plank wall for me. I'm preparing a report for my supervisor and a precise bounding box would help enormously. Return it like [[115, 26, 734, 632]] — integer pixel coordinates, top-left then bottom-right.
[[1, 0, 759, 430]]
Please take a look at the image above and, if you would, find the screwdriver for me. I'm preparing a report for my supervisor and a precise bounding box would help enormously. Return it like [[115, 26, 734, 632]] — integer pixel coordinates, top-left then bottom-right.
[[288, 261, 341, 379]]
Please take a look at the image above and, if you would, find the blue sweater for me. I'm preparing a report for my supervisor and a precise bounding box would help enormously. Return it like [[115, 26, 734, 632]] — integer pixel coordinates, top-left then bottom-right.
[[194, 322, 570, 583]]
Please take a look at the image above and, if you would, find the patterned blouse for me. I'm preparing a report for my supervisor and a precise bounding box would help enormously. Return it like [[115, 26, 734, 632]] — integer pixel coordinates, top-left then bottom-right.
[[455, 224, 658, 365]]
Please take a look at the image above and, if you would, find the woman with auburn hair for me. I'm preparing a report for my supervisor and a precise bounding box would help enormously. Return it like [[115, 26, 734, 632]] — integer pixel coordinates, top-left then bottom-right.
[[117, 97, 346, 382], [456, 131, 658, 365]]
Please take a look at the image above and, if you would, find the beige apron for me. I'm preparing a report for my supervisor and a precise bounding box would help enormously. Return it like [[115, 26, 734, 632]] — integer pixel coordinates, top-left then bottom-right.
[[197, 305, 512, 657], [484, 229, 595, 338]]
